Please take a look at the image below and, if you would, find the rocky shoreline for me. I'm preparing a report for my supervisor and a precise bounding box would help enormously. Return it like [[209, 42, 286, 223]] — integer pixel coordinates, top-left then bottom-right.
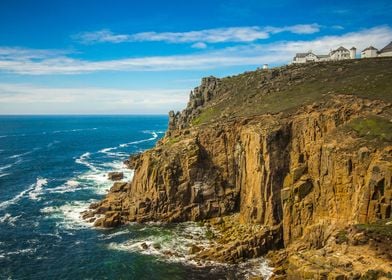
[[84, 58, 392, 279]]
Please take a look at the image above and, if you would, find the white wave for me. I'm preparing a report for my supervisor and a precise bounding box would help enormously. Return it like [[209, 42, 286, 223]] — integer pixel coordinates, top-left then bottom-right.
[[48, 179, 80, 194], [0, 173, 9, 178], [107, 222, 216, 265], [99, 131, 159, 156], [28, 178, 48, 201], [8, 151, 32, 159], [98, 146, 128, 158], [0, 248, 37, 259], [0, 133, 26, 138], [99, 147, 117, 153], [75, 152, 98, 172], [99, 229, 130, 240], [0, 163, 13, 172], [41, 200, 95, 230], [46, 140, 60, 148], [0, 213, 21, 227], [117, 131, 159, 149], [0, 181, 37, 210], [52, 127, 98, 134], [239, 257, 274, 280], [108, 222, 273, 279]]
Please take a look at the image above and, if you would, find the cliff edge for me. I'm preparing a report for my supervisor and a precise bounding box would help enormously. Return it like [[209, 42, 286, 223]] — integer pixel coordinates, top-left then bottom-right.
[[87, 58, 392, 279]]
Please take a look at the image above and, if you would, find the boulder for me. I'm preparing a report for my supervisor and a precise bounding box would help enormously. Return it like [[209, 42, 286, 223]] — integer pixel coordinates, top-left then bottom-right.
[[108, 172, 124, 181]]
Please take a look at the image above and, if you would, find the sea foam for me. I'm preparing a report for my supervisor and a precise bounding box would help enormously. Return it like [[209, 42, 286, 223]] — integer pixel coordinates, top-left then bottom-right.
[[28, 178, 49, 201]]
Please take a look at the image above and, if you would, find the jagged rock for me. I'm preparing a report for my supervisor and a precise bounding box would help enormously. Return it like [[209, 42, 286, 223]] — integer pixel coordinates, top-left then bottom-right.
[[89, 58, 392, 276], [124, 153, 141, 169], [110, 182, 127, 192], [189, 244, 202, 254], [108, 172, 123, 181], [140, 243, 149, 250]]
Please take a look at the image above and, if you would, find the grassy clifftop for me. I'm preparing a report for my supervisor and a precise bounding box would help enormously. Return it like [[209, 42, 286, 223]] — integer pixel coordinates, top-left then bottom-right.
[[191, 57, 392, 126]]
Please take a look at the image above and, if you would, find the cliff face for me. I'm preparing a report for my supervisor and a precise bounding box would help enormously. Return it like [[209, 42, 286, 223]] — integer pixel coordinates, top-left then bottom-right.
[[89, 58, 392, 277]]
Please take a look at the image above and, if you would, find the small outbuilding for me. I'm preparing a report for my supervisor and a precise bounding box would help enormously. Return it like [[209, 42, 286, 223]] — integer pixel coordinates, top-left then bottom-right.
[[361, 46, 378, 58]]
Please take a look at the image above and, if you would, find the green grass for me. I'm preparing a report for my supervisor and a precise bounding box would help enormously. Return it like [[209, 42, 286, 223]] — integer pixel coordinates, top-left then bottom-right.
[[189, 58, 392, 126], [192, 107, 217, 126], [355, 218, 392, 238], [335, 230, 349, 244], [348, 116, 392, 141], [165, 136, 181, 145], [205, 228, 215, 240]]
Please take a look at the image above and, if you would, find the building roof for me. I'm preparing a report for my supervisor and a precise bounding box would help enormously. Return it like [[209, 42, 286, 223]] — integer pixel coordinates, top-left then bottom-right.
[[330, 46, 349, 55], [294, 52, 314, 58], [350, 47, 356, 50], [362, 46, 378, 52], [295, 53, 308, 58], [379, 41, 392, 53], [317, 54, 329, 58]]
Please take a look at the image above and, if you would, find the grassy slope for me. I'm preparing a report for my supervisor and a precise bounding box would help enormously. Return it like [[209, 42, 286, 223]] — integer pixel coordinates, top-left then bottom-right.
[[192, 57, 392, 126]]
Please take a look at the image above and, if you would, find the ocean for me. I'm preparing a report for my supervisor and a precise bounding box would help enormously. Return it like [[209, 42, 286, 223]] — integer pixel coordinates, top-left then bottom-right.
[[0, 115, 272, 280]]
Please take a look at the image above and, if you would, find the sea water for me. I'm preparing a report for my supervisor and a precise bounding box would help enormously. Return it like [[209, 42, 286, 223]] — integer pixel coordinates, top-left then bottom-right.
[[0, 115, 272, 280]]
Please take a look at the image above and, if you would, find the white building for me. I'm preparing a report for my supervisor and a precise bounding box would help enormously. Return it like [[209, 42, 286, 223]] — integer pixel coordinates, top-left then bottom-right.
[[292, 46, 353, 64], [361, 46, 378, 58], [350, 47, 356, 59], [292, 51, 319, 63], [329, 46, 350, 60], [378, 41, 392, 57], [292, 40, 392, 64]]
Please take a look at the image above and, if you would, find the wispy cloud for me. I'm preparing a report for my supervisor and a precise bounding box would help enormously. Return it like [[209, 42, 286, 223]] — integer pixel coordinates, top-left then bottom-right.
[[0, 26, 391, 75], [0, 83, 188, 114], [191, 42, 208, 49], [0, 47, 72, 60], [74, 24, 321, 45], [265, 24, 321, 35]]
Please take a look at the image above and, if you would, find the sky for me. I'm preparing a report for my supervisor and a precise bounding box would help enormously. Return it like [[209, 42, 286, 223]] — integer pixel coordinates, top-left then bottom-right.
[[0, 0, 391, 114]]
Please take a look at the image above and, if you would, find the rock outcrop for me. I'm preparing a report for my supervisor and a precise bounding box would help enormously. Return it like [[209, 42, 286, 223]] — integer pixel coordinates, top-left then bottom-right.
[[107, 172, 124, 181], [88, 58, 392, 278]]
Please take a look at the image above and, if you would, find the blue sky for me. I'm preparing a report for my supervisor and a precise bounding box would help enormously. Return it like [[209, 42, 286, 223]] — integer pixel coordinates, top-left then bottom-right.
[[0, 0, 391, 114]]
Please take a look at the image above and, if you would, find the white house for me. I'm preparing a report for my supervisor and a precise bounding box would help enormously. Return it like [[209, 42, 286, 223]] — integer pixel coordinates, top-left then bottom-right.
[[378, 41, 392, 57], [361, 46, 378, 58], [329, 46, 350, 60], [291, 40, 392, 64], [292, 46, 353, 64], [292, 51, 319, 63]]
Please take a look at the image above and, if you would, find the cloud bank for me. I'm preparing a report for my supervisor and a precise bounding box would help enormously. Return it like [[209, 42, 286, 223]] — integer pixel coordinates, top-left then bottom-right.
[[74, 24, 321, 44], [0, 26, 390, 75], [0, 83, 188, 114]]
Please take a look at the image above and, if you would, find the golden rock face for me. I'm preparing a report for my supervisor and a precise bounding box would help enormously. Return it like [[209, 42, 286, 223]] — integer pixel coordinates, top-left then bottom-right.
[[88, 58, 392, 277]]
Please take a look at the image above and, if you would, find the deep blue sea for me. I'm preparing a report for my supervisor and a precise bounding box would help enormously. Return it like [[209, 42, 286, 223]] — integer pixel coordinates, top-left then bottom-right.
[[0, 115, 271, 280]]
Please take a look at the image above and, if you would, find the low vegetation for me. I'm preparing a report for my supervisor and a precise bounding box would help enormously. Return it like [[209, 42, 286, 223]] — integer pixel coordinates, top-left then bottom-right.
[[348, 116, 392, 141], [192, 57, 392, 126], [355, 218, 392, 238]]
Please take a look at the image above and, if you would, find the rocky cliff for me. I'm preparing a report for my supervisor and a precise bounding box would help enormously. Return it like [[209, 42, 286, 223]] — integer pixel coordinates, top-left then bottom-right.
[[88, 58, 392, 278]]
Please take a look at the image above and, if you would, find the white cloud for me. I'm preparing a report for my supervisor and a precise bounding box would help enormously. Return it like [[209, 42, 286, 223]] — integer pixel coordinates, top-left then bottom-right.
[[191, 42, 208, 49], [0, 83, 188, 114], [265, 24, 321, 34], [0, 26, 391, 75], [74, 24, 321, 45], [0, 47, 72, 60]]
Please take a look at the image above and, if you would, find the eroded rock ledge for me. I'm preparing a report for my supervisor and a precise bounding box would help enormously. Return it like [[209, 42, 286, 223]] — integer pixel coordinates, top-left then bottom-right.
[[87, 59, 392, 278]]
